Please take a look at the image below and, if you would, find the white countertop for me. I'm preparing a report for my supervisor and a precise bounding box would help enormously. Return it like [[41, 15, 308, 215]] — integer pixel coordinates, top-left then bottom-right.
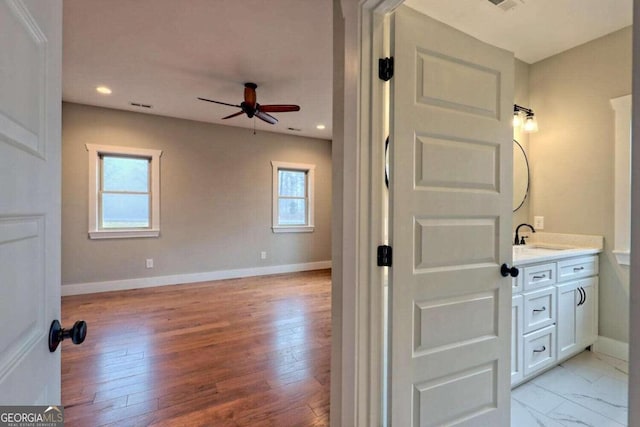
[[513, 244, 601, 265]]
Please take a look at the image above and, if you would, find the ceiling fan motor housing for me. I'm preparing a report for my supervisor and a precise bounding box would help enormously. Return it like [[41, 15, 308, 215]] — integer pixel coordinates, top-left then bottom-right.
[[240, 102, 256, 118]]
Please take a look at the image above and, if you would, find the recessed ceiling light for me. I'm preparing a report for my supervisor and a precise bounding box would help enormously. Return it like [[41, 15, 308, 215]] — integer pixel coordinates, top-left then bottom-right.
[[96, 86, 112, 95], [316, 124, 326, 130]]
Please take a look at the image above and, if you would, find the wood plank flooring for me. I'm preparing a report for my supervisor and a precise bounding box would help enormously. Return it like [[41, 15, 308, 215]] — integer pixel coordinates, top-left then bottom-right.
[[61, 269, 331, 427]]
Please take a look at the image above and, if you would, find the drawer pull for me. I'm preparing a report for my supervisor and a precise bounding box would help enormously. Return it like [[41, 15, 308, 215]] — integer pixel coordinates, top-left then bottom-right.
[[532, 274, 547, 280], [533, 346, 546, 353], [532, 306, 547, 313], [573, 267, 585, 272]]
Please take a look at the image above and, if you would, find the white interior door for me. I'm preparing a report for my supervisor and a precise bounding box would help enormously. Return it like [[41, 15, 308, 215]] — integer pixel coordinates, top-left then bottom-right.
[[388, 6, 514, 425], [0, 0, 62, 404]]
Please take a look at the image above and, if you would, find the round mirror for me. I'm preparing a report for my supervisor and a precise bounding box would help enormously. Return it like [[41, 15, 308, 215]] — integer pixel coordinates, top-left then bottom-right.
[[513, 139, 529, 212], [385, 136, 389, 188]]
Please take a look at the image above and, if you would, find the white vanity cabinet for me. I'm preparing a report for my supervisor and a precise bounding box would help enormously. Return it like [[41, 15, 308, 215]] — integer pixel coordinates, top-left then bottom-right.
[[511, 252, 599, 387]]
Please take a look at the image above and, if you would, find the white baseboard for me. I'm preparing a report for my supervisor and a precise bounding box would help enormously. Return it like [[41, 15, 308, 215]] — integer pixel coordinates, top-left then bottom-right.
[[62, 260, 332, 296], [593, 336, 629, 362]]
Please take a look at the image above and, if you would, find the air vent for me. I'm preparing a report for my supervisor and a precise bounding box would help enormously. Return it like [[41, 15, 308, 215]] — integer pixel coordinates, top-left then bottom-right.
[[487, 0, 520, 11], [129, 102, 153, 109]]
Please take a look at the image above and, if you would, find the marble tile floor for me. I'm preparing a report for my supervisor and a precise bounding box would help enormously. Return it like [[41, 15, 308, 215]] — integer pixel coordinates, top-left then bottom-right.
[[511, 350, 629, 426]]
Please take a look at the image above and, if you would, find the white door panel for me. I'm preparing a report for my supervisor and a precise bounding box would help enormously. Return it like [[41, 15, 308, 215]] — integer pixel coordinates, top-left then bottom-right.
[[389, 6, 513, 426], [0, 0, 62, 404]]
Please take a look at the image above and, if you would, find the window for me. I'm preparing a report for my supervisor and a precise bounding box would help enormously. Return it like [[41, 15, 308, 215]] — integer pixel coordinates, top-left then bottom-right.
[[271, 161, 315, 233], [86, 144, 162, 239]]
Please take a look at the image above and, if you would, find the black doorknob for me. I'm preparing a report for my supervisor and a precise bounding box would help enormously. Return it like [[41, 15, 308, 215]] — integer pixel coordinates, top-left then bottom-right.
[[501, 264, 519, 278], [48, 319, 87, 352]]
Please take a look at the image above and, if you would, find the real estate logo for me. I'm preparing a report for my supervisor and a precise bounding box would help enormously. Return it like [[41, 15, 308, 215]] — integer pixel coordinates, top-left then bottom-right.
[[0, 406, 64, 427]]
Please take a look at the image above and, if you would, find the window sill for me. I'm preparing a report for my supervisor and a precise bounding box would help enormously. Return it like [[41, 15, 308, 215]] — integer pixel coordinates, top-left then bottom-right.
[[613, 249, 630, 266], [89, 229, 160, 240], [272, 226, 315, 233]]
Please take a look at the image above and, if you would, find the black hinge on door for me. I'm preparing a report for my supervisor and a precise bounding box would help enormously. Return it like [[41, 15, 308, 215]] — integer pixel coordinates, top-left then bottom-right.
[[379, 57, 394, 81], [377, 245, 392, 267]]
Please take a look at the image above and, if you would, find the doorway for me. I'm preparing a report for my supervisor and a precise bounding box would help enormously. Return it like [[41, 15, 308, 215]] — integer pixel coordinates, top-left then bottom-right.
[[348, 3, 636, 426]]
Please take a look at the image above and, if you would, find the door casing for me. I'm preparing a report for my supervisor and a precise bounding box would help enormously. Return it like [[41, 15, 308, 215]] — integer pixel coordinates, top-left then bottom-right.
[[332, 0, 640, 426]]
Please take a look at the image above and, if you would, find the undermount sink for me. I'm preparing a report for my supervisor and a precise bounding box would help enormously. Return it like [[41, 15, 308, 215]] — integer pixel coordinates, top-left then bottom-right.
[[513, 244, 572, 260], [516, 244, 570, 251]]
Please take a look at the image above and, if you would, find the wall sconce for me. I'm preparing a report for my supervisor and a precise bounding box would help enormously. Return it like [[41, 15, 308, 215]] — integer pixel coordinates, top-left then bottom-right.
[[513, 104, 538, 133]]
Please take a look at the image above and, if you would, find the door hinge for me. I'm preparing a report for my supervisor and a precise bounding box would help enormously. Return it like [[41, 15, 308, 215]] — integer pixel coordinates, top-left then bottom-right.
[[377, 245, 393, 267], [379, 57, 394, 81]]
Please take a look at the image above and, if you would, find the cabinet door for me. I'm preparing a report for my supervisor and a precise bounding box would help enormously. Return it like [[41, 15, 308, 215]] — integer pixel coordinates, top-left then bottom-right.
[[556, 281, 579, 360], [577, 277, 598, 347], [512, 295, 524, 386], [557, 277, 598, 361]]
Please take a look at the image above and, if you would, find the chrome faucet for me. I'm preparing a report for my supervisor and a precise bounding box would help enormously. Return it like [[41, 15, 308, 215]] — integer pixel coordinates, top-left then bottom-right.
[[514, 223, 536, 245]]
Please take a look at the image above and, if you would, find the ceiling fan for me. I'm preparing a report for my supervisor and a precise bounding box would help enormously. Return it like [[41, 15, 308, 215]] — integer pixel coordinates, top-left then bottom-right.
[[197, 82, 300, 125]]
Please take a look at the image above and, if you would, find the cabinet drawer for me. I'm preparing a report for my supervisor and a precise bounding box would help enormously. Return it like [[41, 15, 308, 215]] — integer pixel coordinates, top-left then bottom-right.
[[523, 324, 556, 376], [523, 263, 556, 290], [523, 286, 556, 334], [557, 256, 598, 283]]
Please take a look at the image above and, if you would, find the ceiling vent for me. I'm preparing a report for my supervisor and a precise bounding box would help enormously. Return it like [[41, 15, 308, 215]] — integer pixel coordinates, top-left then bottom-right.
[[129, 102, 152, 109], [487, 0, 520, 11]]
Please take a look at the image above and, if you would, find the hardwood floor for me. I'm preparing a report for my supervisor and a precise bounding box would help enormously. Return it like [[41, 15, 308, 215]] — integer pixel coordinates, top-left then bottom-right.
[[61, 269, 331, 427]]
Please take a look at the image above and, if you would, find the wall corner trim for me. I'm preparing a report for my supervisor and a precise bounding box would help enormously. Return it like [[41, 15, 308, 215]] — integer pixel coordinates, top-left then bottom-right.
[[62, 260, 332, 296], [593, 335, 630, 362]]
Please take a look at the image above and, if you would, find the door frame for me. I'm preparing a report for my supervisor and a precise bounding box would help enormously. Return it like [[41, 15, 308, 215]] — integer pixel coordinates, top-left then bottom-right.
[[333, 0, 640, 425], [628, 0, 640, 419], [331, 1, 401, 425]]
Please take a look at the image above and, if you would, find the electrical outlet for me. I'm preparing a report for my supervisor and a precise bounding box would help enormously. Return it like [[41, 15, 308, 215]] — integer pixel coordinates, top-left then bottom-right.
[[260, 251, 267, 260], [534, 216, 544, 230], [146, 258, 154, 269]]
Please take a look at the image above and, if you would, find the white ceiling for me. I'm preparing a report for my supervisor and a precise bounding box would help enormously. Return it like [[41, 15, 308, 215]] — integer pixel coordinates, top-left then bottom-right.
[[63, 1, 632, 140], [63, 0, 333, 139], [405, 0, 632, 64]]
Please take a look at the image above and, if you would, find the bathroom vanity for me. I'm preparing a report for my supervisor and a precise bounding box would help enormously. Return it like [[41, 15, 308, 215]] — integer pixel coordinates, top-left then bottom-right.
[[511, 236, 602, 387]]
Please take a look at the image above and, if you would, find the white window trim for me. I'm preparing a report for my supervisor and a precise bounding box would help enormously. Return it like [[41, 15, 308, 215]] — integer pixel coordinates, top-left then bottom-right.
[[271, 161, 315, 233], [86, 144, 162, 239], [611, 95, 631, 265]]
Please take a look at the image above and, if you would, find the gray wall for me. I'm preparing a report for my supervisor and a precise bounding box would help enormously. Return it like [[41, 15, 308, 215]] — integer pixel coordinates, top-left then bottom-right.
[[62, 102, 332, 286], [528, 27, 632, 343]]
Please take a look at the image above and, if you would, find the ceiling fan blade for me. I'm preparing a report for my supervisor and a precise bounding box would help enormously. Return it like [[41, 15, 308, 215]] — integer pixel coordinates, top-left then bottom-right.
[[244, 83, 257, 109], [255, 111, 278, 125], [197, 97, 241, 108], [258, 104, 301, 113], [222, 111, 245, 120]]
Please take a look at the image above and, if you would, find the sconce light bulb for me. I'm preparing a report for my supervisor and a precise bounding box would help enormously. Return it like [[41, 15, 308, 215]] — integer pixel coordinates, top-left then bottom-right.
[[512, 113, 523, 128], [524, 116, 539, 133]]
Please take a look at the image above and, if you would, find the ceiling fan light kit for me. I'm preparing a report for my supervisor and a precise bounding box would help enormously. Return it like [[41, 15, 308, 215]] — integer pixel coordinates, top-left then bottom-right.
[[198, 82, 300, 126]]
